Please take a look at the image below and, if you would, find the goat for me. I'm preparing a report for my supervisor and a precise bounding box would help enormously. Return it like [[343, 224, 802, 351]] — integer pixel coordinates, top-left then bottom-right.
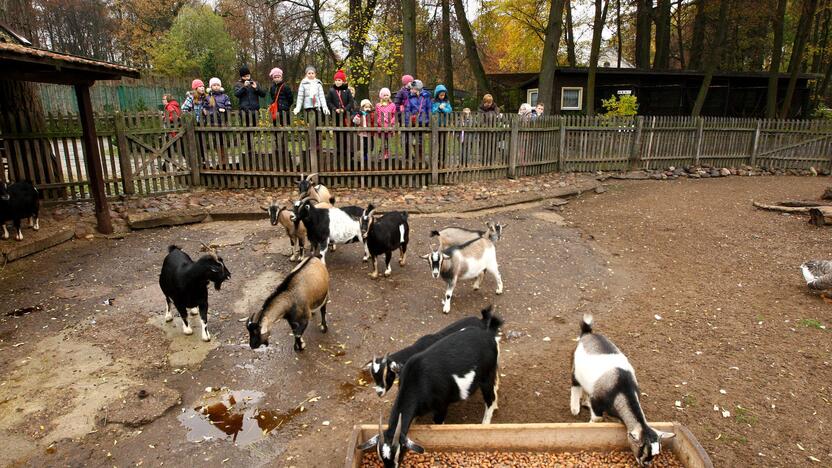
[[291, 198, 366, 264], [429, 222, 505, 250], [264, 198, 307, 261], [367, 307, 497, 397], [359, 307, 503, 467], [360, 204, 409, 278], [571, 314, 675, 467], [246, 256, 329, 351], [421, 237, 503, 314], [159, 244, 231, 341], [0, 181, 40, 241], [297, 173, 335, 205]]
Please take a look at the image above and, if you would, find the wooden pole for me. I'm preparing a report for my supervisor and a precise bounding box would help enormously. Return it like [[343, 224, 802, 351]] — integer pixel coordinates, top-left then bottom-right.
[[74, 83, 113, 235], [182, 114, 200, 186], [114, 112, 134, 195], [694, 116, 704, 166], [430, 114, 439, 185], [508, 115, 519, 179], [750, 120, 762, 167], [558, 116, 566, 172], [628, 116, 643, 170]]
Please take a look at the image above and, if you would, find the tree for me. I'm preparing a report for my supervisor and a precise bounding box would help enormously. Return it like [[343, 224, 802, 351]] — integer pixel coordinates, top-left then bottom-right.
[[635, 0, 653, 68], [346, 0, 379, 100], [782, 0, 820, 118], [453, 0, 490, 96], [688, 0, 706, 69], [441, 0, 454, 102], [691, 0, 728, 116], [150, 6, 237, 83], [767, 0, 788, 118], [674, 0, 685, 68], [654, 0, 671, 68], [616, 0, 623, 67], [538, 0, 564, 114], [402, 0, 417, 75], [564, 0, 576, 67], [586, 0, 609, 116]]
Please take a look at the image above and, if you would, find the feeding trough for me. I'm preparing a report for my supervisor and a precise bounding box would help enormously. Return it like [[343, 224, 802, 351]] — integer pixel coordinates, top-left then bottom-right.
[[345, 422, 712, 468]]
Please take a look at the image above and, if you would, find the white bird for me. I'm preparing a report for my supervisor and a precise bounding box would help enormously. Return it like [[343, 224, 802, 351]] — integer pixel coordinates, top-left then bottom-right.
[[801, 260, 832, 303]]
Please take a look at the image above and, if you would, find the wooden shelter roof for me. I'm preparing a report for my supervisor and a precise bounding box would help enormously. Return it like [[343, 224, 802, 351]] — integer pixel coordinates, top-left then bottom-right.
[[0, 42, 140, 85]]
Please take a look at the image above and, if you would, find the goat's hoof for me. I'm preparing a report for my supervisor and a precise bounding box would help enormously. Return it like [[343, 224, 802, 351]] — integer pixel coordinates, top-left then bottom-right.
[[362, 257, 369, 263], [15, 236, 23, 241], [182, 326, 194, 336], [383, 269, 391, 277], [320, 324, 328, 334], [496, 289, 504, 295], [473, 285, 481, 291], [201, 332, 211, 342], [164, 315, 173, 323], [399, 260, 406, 266], [570, 405, 580, 416], [293, 339, 306, 351], [188, 308, 199, 316], [289, 255, 298, 261], [369, 272, 379, 279]]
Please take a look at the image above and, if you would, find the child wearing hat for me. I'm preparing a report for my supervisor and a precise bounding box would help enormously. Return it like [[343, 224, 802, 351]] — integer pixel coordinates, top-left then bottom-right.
[[181, 79, 206, 123], [293, 66, 329, 116], [234, 65, 265, 126], [375, 88, 396, 160], [404, 79, 432, 162], [326, 69, 355, 164], [267, 67, 294, 126], [352, 99, 375, 162]]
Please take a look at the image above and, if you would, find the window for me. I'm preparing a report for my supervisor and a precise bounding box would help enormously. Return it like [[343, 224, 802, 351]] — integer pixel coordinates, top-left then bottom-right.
[[527, 88, 539, 106], [561, 87, 583, 111]]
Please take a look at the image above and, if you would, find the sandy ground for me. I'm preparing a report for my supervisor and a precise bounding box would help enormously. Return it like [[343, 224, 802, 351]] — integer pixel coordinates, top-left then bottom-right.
[[0, 176, 829, 468]]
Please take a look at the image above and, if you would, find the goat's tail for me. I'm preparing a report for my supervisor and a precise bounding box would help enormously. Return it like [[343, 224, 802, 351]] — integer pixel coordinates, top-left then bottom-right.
[[168, 245, 180, 253], [429, 230, 440, 237], [580, 313, 594, 336], [329, 196, 336, 205], [480, 305, 504, 333]]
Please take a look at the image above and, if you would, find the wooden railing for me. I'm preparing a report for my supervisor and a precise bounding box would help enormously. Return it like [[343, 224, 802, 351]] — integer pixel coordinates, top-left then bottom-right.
[[1, 111, 831, 202]]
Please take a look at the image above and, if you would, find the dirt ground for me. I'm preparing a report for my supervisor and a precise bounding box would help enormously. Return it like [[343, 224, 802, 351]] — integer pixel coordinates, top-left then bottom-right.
[[0, 176, 829, 468]]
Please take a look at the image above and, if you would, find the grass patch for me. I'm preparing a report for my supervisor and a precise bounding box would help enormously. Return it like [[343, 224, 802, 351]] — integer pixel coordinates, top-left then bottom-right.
[[682, 394, 697, 407], [798, 319, 827, 330], [734, 406, 757, 426]]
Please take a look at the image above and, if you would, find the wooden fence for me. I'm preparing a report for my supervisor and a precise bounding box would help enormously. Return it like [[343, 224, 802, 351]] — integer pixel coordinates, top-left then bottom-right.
[[1, 111, 831, 202]]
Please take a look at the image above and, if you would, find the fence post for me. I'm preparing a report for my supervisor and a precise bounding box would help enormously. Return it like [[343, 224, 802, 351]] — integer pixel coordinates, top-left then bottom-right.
[[182, 114, 201, 186], [114, 112, 134, 195], [694, 116, 704, 166], [750, 120, 762, 167], [558, 116, 566, 172], [508, 115, 519, 179], [308, 114, 319, 177], [430, 114, 439, 185], [628, 116, 644, 170]]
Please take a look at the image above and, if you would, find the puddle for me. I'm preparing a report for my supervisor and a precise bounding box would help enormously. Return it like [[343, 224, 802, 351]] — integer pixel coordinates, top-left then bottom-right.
[[7, 304, 42, 316], [179, 389, 301, 445]]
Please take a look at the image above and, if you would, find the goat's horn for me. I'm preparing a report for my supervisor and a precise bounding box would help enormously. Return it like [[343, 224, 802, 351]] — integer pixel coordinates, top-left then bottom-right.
[[378, 413, 385, 441], [392, 413, 403, 447], [305, 172, 318, 181]]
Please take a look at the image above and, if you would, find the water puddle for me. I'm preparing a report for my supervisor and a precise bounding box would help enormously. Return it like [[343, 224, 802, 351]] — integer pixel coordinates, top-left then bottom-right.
[[178, 389, 301, 445]]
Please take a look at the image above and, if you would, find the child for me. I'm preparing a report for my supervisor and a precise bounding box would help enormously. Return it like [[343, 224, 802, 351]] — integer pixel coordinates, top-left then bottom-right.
[[268, 67, 294, 126], [293, 66, 330, 116], [431, 84, 452, 161], [181, 79, 206, 123], [352, 99, 375, 162], [203, 77, 231, 123], [162, 94, 181, 123], [327, 69, 355, 163], [394, 75, 414, 118], [234, 65, 265, 126], [404, 79, 431, 163], [375, 88, 396, 160]]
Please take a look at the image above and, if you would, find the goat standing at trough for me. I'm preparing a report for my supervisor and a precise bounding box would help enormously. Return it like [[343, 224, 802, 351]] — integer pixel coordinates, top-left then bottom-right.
[[292, 198, 366, 264], [571, 314, 675, 467], [265, 198, 307, 261], [367, 306, 498, 397], [246, 256, 329, 351], [359, 307, 503, 468], [422, 237, 503, 314], [0, 181, 40, 241], [297, 173, 335, 205], [429, 221, 505, 249], [360, 204, 409, 278], [159, 244, 231, 341]]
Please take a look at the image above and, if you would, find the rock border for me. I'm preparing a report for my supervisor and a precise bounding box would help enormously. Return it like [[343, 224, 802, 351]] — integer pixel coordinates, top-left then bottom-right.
[[0, 228, 75, 264]]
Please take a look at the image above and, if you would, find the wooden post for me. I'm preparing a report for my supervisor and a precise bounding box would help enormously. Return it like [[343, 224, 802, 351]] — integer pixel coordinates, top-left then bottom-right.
[[749, 120, 762, 167], [113, 113, 134, 195], [694, 116, 704, 166], [508, 115, 519, 179], [308, 113, 319, 176], [182, 114, 201, 186], [628, 116, 644, 170], [74, 83, 113, 235], [558, 116, 566, 172], [430, 114, 439, 185]]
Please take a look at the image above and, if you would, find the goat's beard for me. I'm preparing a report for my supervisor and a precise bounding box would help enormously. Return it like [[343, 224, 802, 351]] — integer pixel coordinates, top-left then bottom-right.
[[213, 279, 225, 290]]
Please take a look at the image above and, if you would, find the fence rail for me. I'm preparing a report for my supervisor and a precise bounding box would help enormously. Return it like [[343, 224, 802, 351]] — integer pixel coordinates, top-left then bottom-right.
[[1, 111, 831, 202]]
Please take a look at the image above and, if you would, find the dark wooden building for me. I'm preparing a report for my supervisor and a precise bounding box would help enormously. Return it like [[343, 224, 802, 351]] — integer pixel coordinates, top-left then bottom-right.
[[487, 68, 817, 118]]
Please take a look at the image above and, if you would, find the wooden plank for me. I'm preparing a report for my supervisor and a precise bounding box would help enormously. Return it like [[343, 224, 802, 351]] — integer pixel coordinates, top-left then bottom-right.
[[430, 115, 439, 185], [628, 116, 643, 170], [114, 113, 134, 195], [694, 117, 704, 166]]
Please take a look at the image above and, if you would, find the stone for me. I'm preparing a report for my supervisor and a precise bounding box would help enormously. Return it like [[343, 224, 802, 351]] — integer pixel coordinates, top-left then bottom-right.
[[720, 168, 731, 177], [127, 208, 208, 230], [810, 166, 818, 176], [594, 186, 607, 194], [102, 384, 181, 428], [0, 228, 74, 263]]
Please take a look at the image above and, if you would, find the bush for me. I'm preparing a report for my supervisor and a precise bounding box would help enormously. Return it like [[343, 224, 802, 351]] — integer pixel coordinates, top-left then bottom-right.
[[602, 94, 638, 117], [812, 104, 832, 119]]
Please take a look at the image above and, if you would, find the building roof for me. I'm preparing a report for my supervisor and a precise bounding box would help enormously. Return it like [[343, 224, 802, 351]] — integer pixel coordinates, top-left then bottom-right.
[[0, 41, 140, 84]]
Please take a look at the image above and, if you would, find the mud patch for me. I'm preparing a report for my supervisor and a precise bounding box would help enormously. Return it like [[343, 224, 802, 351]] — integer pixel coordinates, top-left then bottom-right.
[[532, 211, 567, 226], [103, 384, 181, 428], [231, 270, 283, 318], [147, 315, 219, 368]]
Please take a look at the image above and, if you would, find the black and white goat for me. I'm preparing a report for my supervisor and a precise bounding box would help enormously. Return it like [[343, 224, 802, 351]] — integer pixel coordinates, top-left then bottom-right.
[[265, 198, 307, 261], [429, 221, 505, 249], [159, 244, 231, 341], [571, 314, 675, 467], [422, 237, 503, 314], [297, 173, 335, 205], [292, 198, 367, 264], [246, 256, 330, 351], [0, 181, 40, 241], [359, 307, 503, 468], [360, 204, 409, 278], [367, 307, 497, 397]]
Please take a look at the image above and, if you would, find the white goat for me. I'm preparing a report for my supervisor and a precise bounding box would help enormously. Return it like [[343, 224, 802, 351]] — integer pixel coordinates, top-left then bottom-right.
[[421, 237, 503, 313]]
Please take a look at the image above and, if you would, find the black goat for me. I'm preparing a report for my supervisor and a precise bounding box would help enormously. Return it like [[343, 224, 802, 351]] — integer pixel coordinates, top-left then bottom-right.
[[159, 244, 231, 341], [0, 181, 40, 241], [360, 204, 409, 278], [359, 306, 503, 467], [367, 307, 495, 397], [291, 198, 365, 264]]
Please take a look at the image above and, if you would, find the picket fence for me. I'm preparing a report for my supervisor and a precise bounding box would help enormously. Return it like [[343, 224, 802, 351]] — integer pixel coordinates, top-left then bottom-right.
[[1, 110, 831, 202]]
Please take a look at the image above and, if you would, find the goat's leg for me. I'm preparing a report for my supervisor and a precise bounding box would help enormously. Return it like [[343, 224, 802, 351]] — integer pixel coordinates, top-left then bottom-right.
[[362, 241, 369, 262], [164, 297, 174, 322], [368, 255, 379, 278], [318, 239, 329, 265], [442, 277, 457, 314], [489, 264, 504, 295], [289, 238, 298, 261], [297, 237, 305, 261], [480, 374, 498, 424], [588, 398, 603, 423], [319, 303, 328, 333], [570, 373, 582, 416], [176, 305, 193, 335], [13, 218, 22, 241], [399, 240, 407, 266], [1, 223, 8, 239], [31, 215, 39, 231], [473, 271, 485, 290], [433, 405, 449, 424], [383, 251, 392, 276], [198, 303, 211, 342], [292, 318, 309, 351]]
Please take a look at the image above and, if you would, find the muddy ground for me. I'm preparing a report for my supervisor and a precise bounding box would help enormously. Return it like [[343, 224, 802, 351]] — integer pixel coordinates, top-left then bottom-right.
[[0, 176, 830, 467]]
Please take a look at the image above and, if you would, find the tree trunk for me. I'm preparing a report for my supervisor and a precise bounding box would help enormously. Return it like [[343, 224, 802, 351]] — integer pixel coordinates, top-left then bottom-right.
[[587, 0, 610, 116], [441, 0, 455, 102], [453, 0, 490, 97], [565, 0, 577, 67], [347, 0, 379, 101], [691, 0, 728, 116], [688, 0, 706, 69], [767, 0, 788, 118], [402, 0, 417, 75], [635, 0, 653, 68], [675, 0, 685, 68], [616, 0, 623, 67], [781, 0, 820, 118], [654, 0, 671, 68], [809, 207, 832, 226], [538, 0, 565, 114]]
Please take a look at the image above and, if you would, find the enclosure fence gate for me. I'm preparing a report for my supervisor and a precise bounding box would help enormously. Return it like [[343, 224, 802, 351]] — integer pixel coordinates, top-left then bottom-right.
[[2, 111, 831, 202]]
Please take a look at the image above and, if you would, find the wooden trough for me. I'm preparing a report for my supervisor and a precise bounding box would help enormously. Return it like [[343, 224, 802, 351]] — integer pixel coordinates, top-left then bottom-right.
[[345, 422, 713, 468]]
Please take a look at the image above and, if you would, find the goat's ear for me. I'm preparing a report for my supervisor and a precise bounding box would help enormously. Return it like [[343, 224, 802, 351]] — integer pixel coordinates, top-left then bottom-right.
[[261, 206, 269, 212], [389, 361, 401, 373], [404, 438, 424, 453], [420, 253, 431, 259], [357, 435, 379, 451], [442, 253, 451, 260]]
